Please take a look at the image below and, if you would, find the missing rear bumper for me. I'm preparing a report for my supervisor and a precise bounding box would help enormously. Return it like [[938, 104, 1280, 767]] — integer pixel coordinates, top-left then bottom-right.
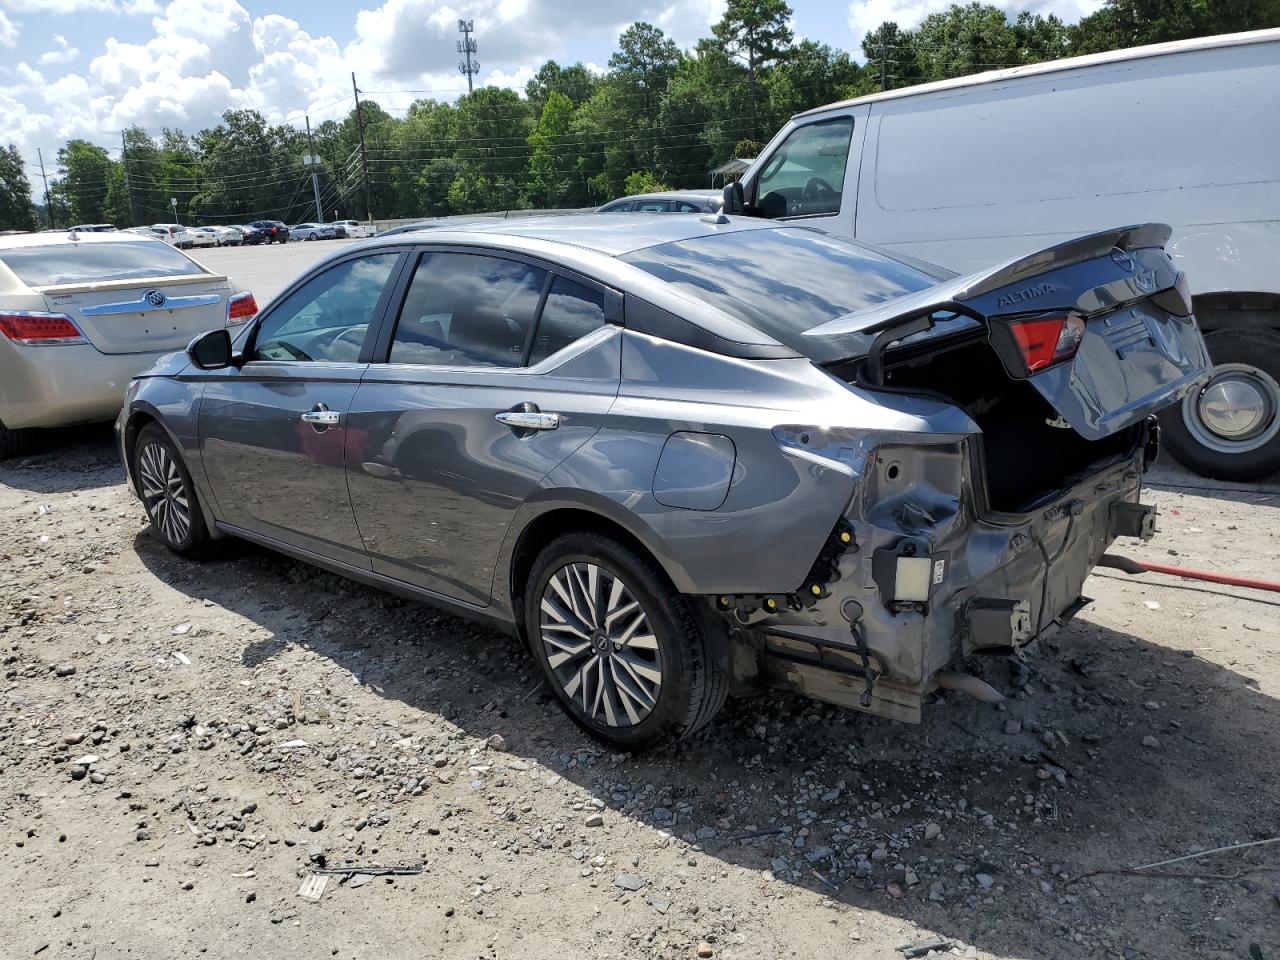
[[1110, 500, 1157, 540]]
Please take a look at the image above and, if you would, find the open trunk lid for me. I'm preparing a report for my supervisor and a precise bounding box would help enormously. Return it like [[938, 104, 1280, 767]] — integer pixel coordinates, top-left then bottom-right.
[[806, 223, 1210, 441]]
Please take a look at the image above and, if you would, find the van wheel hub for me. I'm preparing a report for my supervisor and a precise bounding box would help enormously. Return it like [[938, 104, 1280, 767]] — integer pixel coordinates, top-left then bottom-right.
[[1185, 362, 1280, 453]]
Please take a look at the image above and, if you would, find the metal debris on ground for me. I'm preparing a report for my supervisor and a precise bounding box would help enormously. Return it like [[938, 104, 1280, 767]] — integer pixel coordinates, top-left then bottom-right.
[[312, 864, 424, 877], [896, 937, 954, 958]]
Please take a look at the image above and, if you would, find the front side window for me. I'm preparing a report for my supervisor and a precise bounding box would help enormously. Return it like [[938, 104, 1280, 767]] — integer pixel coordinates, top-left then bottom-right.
[[389, 253, 547, 367], [528, 277, 607, 365], [754, 117, 854, 219], [252, 253, 398, 362]]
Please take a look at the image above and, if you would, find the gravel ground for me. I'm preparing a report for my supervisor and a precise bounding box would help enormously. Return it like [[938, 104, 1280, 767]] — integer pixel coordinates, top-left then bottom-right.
[[2, 248, 1278, 960]]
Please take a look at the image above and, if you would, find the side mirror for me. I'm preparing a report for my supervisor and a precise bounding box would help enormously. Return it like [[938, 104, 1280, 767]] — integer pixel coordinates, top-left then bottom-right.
[[722, 180, 745, 216], [187, 328, 233, 370]]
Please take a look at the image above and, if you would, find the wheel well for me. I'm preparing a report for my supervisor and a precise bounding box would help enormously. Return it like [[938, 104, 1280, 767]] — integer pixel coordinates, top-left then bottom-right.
[[1192, 292, 1280, 334], [123, 410, 158, 465], [508, 508, 671, 625]]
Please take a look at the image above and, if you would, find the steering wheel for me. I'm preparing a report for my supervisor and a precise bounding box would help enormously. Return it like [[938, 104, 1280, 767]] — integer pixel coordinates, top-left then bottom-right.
[[802, 177, 837, 204], [332, 327, 367, 350]]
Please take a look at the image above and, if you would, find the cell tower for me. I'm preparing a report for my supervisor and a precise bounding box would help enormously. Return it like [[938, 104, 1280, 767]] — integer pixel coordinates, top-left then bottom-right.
[[457, 20, 479, 94]]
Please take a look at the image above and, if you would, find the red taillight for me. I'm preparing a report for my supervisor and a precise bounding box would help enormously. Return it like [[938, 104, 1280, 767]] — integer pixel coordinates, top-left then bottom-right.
[[0, 311, 87, 346], [226, 291, 258, 326], [1006, 313, 1085, 374]]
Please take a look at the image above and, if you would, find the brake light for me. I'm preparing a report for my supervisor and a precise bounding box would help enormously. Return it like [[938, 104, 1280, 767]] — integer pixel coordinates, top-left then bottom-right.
[[0, 311, 87, 346], [1005, 313, 1085, 374], [226, 291, 258, 325]]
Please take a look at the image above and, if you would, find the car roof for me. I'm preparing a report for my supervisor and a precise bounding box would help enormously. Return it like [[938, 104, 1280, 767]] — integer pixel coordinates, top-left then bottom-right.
[[796, 27, 1280, 118], [358, 212, 785, 258], [0, 230, 174, 251], [607, 190, 718, 203]]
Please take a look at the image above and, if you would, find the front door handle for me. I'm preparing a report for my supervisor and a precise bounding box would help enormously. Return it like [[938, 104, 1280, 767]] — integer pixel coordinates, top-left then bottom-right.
[[301, 403, 341, 429], [495, 410, 560, 431]]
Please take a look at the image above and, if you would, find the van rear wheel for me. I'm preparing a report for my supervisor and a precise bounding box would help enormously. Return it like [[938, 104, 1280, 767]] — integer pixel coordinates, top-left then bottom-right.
[[1160, 329, 1280, 481]]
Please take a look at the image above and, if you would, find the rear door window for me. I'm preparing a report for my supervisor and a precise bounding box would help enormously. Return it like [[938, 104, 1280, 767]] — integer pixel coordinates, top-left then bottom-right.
[[252, 253, 399, 362], [635, 201, 670, 212], [754, 117, 854, 219], [527, 276, 607, 365], [389, 253, 547, 367]]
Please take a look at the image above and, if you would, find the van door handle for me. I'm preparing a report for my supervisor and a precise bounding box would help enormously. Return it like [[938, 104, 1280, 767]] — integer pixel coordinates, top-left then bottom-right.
[[495, 408, 560, 431]]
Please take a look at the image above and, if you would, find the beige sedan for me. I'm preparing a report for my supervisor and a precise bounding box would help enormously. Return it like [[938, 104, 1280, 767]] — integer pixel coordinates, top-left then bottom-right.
[[0, 231, 257, 457]]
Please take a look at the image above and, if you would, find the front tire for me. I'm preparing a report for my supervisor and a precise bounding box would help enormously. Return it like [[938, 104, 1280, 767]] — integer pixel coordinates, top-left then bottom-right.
[[524, 532, 728, 751], [0, 422, 31, 460], [133, 423, 213, 557], [1160, 329, 1280, 481]]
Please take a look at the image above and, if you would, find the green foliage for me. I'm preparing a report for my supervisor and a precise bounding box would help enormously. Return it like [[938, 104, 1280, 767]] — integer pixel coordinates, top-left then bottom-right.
[[37, 4, 1280, 222], [0, 144, 38, 231], [623, 171, 672, 195]]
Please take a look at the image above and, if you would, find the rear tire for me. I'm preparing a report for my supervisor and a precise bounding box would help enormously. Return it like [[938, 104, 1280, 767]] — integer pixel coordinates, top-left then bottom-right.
[[0, 423, 32, 460], [133, 423, 213, 558], [1160, 329, 1280, 481], [524, 532, 728, 752]]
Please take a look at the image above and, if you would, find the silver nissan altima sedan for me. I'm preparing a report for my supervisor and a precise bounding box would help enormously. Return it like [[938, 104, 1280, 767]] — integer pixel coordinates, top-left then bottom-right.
[[0, 230, 256, 457], [117, 214, 1208, 750]]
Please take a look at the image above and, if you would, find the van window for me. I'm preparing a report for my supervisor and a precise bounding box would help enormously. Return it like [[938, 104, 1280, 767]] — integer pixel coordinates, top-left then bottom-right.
[[754, 117, 854, 219]]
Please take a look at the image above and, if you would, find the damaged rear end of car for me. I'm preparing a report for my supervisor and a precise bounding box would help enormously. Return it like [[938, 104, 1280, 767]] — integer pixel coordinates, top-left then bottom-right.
[[715, 224, 1209, 723]]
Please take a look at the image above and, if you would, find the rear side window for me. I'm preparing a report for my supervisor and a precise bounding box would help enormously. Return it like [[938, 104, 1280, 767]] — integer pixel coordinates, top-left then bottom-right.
[[528, 277, 607, 365], [635, 201, 669, 212], [621, 227, 940, 363], [0, 241, 206, 287], [389, 253, 547, 367]]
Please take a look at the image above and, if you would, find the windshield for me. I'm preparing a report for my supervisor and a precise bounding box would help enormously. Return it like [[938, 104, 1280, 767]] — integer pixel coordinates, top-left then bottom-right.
[[0, 241, 207, 287], [622, 227, 964, 362]]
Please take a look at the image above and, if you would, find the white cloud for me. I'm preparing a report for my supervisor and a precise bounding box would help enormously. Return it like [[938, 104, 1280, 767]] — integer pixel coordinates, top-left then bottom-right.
[[0, 10, 17, 47], [847, 0, 1106, 52], [38, 34, 80, 65]]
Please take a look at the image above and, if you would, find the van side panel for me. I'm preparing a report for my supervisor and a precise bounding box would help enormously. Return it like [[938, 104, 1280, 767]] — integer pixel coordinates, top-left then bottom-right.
[[853, 40, 1280, 297]]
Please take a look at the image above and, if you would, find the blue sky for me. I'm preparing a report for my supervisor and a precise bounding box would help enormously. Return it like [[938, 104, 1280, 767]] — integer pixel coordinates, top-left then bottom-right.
[[0, 0, 1103, 175]]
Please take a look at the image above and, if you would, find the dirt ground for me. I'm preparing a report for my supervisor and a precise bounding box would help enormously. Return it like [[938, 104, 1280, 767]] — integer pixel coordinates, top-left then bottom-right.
[[2, 427, 1278, 960]]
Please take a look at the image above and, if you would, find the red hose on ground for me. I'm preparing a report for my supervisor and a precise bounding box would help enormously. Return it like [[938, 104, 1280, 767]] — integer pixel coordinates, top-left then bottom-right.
[[1128, 560, 1280, 594]]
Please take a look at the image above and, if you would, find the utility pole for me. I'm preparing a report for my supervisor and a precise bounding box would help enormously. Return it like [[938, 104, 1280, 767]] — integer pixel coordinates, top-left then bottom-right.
[[37, 147, 55, 229], [305, 114, 324, 223], [870, 41, 897, 92], [121, 130, 137, 226], [457, 19, 479, 95], [351, 71, 373, 223]]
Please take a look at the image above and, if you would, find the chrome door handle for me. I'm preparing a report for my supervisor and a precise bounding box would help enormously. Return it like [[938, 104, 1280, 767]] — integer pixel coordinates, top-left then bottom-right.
[[301, 404, 341, 427], [495, 411, 560, 431]]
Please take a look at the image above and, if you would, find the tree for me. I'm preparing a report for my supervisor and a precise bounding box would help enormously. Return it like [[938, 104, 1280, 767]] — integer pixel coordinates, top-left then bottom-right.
[[525, 61, 598, 113], [1072, 0, 1280, 54], [712, 0, 794, 132], [912, 3, 1021, 81], [527, 91, 579, 207], [0, 144, 37, 231], [624, 170, 671, 194], [609, 23, 681, 130], [55, 139, 114, 225]]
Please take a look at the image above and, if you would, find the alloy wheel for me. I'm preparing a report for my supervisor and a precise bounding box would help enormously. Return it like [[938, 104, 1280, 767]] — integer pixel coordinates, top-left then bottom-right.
[[539, 561, 663, 728], [138, 441, 192, 546]]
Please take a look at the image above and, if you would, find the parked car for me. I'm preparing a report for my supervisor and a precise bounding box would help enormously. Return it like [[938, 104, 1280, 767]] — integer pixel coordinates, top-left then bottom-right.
[[68, 224, 117, 233], [186, 227, 219, 248], [198, 225, 244, 247], [333, 219, 376, 239], [291, 222, 338, 241], [149, 224, 194, 249], [248, 220, 290, 244], [1, 230, 257, 458], [597, 190, 723, 214], [231, 224, 269, 245], [117, 214, 1206, 749], [723, 28, 1280, 480]]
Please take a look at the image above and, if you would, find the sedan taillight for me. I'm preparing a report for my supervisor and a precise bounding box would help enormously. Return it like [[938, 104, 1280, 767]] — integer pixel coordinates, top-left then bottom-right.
[[0, 311, 88, 346], [991, 312, 1086, 378], [227, 291, 258, 326]]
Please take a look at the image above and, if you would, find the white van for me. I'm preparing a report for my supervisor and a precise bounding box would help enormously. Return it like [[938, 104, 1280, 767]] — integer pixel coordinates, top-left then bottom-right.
[[727, 28, 1280, 480]]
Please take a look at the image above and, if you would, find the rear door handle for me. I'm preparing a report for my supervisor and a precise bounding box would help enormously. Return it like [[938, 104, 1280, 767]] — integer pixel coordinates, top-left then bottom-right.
[[495, 410, 560, 431]]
